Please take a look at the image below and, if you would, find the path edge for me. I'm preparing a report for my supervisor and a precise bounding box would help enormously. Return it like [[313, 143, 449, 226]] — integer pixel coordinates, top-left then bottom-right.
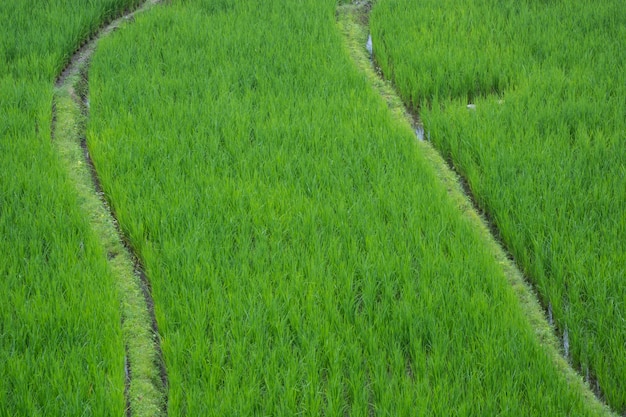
[[52, 1, 167, 416]]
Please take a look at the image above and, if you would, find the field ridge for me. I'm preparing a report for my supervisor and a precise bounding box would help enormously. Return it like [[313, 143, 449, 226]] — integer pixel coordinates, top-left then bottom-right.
[[51, 1, 167, 416], [336, 2, 616, 415], [369, 0, 626, 410]]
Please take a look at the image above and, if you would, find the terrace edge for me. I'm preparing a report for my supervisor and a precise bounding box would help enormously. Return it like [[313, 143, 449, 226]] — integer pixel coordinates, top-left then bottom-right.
[[51, 1, 168, 416], [336, 2, 617, 416]]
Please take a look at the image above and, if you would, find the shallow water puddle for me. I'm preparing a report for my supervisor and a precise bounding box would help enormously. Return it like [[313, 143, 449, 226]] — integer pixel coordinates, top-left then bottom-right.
[[415, 124, 425, 141]]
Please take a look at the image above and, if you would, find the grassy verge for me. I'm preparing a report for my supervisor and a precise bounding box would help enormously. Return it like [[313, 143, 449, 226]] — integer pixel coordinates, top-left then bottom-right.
[[52, 2, 169, 413], [0, 0, 146, 414], [339, 1, 614, 413], [371, 0, 626, 411], [53, 49, 165, 415], [88, 0, 615, 415]]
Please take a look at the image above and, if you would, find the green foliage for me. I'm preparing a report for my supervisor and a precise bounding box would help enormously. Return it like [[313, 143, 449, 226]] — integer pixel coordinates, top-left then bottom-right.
[[372, 0, 626, 412], [88, 0, 613, 415], [0, 0, 142, 415]]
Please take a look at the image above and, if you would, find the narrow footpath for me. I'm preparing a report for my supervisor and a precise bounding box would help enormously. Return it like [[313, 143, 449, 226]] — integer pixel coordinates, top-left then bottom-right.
[[51, 1, 167, 416]]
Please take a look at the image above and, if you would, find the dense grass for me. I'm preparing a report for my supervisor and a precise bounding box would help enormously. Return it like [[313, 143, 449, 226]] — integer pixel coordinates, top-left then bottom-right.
[[371, 0, 626, 411], [88, 0, 613, 415], [0, 0, 141, 415]]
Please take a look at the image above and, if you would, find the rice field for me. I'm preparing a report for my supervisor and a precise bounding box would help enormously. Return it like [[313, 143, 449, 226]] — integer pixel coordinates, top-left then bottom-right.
[[3, 0, 623, 415], [371, 0, 626, 412], [0, 1, 143, 415], [85, 0, 615, 415]]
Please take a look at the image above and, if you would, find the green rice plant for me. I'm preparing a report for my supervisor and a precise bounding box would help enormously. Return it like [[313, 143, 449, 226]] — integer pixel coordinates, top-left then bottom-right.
[[88, 0, 615, 414], [371, 0, 626, 412], [0, 0, 144, 415]]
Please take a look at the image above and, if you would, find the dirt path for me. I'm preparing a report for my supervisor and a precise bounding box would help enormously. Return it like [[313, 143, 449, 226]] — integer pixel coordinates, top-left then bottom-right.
[[336, 2, 615, 415], [51, 1, 167, 416]]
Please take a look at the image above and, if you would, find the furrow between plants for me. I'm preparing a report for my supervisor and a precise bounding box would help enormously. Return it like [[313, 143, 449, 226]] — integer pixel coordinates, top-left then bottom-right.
[[51, 1, 167, 416], [337, 2, 615, 414]]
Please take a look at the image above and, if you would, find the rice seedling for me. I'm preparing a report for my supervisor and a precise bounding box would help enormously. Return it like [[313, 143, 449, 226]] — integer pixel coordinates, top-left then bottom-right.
[[371, 0, 626, 411], [87, 0, 616, 414]]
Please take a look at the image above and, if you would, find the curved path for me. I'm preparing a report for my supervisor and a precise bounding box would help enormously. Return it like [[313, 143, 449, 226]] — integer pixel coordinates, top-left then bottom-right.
[[337, 2, 616, 416], [52, 1, 167, 416]]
